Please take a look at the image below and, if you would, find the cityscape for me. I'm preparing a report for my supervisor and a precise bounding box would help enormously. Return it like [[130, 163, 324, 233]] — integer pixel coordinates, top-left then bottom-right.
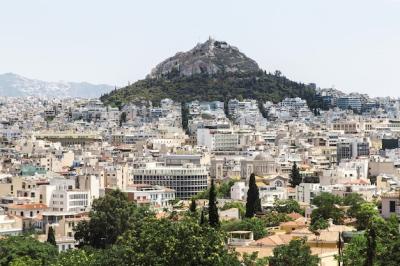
[[1, 1, 400, 266]]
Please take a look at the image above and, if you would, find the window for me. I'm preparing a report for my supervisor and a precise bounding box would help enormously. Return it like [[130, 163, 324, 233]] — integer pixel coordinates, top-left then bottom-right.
[[390, 201, 396, 213]]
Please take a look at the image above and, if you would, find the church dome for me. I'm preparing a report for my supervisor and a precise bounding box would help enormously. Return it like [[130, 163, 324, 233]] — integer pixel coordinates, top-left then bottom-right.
[[254, 152, 272, 161]]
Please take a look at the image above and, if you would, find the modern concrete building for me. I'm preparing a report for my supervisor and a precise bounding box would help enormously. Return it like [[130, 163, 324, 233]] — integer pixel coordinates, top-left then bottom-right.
[[131, 162, 208, 199]]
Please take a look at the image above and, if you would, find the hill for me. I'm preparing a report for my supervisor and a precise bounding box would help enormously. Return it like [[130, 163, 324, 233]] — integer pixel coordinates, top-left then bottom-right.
[[148, 38, 260, 78], [0, 73, 113, 98], [101, 39, 321, 108]]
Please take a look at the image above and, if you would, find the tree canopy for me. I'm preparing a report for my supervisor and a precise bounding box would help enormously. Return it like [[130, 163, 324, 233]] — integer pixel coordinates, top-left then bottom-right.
[[289, 162, 301, 188], [268, 238, 319, 266], [221, 218, 269, 240], [273, 199, 303, 214], [310, 192, 345, 226], [74, 189, 151, 248], [0, 236, 58, 266], [100, 72, 321, 109]]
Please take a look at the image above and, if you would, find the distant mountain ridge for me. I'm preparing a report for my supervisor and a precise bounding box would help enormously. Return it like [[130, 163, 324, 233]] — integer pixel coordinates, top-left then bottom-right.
[[0, 73, 113, 98]]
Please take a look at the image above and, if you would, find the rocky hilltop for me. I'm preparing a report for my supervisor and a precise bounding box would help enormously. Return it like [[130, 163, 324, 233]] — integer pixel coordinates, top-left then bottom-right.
[[148, 38, 260, 78], [101, 39, 321, 109]]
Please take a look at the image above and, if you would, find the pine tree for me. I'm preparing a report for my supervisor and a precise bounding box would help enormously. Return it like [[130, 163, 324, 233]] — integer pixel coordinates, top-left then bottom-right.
[[189, 198, 197, 213], [47, 226, 56, 246], [245, 173, 261, 218], [208, 179, 219, 228], [289, 162, 302, 188]]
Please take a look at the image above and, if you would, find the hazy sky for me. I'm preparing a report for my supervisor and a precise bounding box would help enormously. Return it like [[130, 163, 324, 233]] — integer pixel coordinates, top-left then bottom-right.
[[1, 0, 400, 96]]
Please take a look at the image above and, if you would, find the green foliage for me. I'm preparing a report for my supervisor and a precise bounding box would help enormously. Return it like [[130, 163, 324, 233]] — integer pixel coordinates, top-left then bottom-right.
[[342, 193, 365, 218], [339, 214, 400, 266], [218, 180, 235, 198], [241, 252, 269, 266], [181, 102, 189, 133], [273, 199, 303, 215], [221, 217, 268, 240], [312, 192, 343, 207], [339, 234, 367, 266], [269, 238, 319, 266], [189, 198, 197, 213], [221, 201, 245, 218], [311, 192, 345, 225], [119, 112, 127, 127], [100, 72, 322, 109], [52, 249, 101, 266], [74, 189, 152, 248], [200, 209, 206, 225], [193, 179, 235, 199], [261, 212, 292, 227], [309, 217, 329, 233], [0, 236, 58, 266], [9, 256, 42, 266], [47, 227, 56, 246], [354, 202, 379, 230], [289, 162, 301, 188], [208, 179, 220, 228], [104, 218, 240, 266], [245, 173, 261, 218]]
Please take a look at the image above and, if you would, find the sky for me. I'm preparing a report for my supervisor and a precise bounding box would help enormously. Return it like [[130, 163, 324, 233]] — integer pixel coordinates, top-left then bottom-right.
[[1, 0, 400, 97]]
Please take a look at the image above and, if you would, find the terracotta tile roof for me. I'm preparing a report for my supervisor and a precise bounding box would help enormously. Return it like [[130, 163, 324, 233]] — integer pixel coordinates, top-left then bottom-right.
[[287, 212, 303, 220], [342, 178, 370, 185], [8, 203, 48, 210], [253, 234, 293, 246]]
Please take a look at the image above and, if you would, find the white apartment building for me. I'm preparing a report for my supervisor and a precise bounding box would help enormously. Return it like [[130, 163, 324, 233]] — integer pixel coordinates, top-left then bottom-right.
[[131, 162, 208, 199], [51, 190, 89, 212], [123, 184, 175, 210], [197, 128, 239, 151], [259, 186, 287, 207], [230, 181, 246, 201], [296, 183, 322, 204], [0, 209, 23, 236]]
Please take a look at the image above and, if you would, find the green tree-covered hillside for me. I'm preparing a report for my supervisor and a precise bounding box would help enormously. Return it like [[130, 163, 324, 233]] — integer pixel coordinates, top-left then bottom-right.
[[100, 71, 321, 108]]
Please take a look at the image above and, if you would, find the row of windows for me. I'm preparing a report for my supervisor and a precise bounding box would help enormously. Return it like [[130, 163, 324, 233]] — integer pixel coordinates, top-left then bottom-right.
[[133, 175, 207, 180], [69, 200, 87, 206], [69, 194, 88, 200], [134, 181, 207, 188]]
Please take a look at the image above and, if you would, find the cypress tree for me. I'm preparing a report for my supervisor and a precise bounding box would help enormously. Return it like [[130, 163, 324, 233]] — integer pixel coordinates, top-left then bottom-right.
[[189, 198, 197, 213], [200, 209, 206, 225], [289, 162, 302, 188], [208, 179, 219, 228], [365, 221, 377, 266], [245, 173, 261, 218], [47, 226, 56, 246]]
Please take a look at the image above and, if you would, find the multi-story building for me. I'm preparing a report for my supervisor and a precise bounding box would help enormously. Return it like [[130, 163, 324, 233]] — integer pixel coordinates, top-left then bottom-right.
[[296, 183, 322, 204], [337, 96, 362, 112], [131, 162, 208, 199], [336, 139, 370, 163], [197, 128, 239, 151], [230, 182, 246, 201], [121, 184, 175, 210], [381, 191, 400, 219]]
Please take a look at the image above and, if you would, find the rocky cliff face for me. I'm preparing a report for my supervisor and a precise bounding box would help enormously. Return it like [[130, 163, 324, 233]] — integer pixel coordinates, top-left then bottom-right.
[[148, 38, 260, 78]]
